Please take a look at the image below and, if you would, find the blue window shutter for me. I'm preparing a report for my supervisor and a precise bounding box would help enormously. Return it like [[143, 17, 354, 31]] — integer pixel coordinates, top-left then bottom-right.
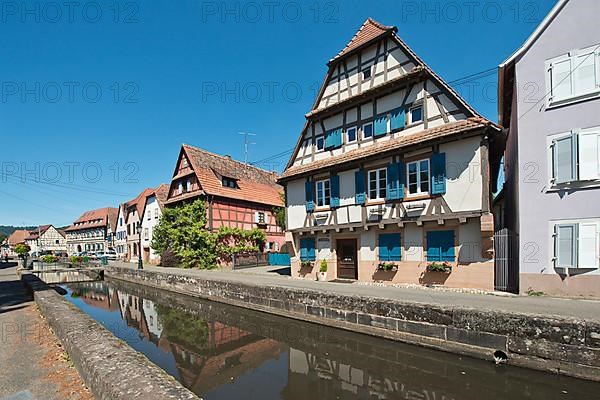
[[300, 238, 316, 261], [355, 170, 366, 205], [379, 233, 401, 261], [398, 161, 405, 199], [325, 129, 343, 150], [440, 230, 455, 261], [379, 234, 390, 261], [334, 128, 342, 148], [427, 230, 455, 262], [305, 179, 314, 212], [374, 115, 388, 137], [390, 108, 406, 131], [330, 174, 340, 208], [386, 163, 400, 200], [431, 152, 447, 195]]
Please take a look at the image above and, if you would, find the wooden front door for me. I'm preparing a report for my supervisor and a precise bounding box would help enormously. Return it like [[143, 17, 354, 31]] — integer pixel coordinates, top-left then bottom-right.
[[337, 239, 358, 280]]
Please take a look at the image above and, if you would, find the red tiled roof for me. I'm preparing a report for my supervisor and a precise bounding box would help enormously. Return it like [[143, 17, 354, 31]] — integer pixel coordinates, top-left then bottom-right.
[[65, 207, 119, 232], [329, 18, 396, 64], [168, 145, 283, 207], [7, 230, 29, 246], [281, 118, 498, 180], [24, 225, 52, 240], [153, 184, 170, 207], [125, 188, 155, 222]]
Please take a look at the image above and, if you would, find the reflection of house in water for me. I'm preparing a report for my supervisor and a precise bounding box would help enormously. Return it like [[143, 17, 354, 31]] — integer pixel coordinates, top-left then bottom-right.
[[115, 291, 283, 396], [284, 348, 458, 400], [72, 282, 119, 311]]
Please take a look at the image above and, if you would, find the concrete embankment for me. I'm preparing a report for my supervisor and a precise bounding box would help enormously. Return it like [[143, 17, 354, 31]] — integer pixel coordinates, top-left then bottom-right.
[[106, 265, 600, 382], [21, 273, 199, 400]]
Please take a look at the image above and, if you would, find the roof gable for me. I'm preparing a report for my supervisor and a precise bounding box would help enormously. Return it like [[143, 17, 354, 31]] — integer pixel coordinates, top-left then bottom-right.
[[329, 18, 396, 65], [166, 145, 283, 207]]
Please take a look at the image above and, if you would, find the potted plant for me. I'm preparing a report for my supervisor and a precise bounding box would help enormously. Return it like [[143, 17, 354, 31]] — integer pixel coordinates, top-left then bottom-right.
[[426, 261, 453, 273], [377, 262, 398, 272], [317, 259, 327, 281], [300, 259, 314, 269], [14, 243, 31, 269]]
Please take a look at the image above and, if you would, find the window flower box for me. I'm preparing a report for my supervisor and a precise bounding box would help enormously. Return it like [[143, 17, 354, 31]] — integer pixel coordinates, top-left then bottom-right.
[[377, 262, 398, 272], [426, 261, 453, 273], [300, 260, 314, 269]]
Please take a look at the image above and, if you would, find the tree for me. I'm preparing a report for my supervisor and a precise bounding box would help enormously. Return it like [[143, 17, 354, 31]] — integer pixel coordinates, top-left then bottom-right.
[[14, 243, 30, 257], [273, 192, 286, 231], [151, 199, 216, 269], [151, 198, 268, 269]]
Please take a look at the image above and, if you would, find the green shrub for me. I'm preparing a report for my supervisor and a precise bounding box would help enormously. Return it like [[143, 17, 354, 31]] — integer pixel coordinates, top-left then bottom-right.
[[42, 255, 58, 263], [319, 259, 328, 273]]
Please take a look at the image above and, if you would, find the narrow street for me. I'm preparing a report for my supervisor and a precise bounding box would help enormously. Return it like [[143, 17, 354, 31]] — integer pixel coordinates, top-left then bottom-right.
[[0, 262, 93, 400]]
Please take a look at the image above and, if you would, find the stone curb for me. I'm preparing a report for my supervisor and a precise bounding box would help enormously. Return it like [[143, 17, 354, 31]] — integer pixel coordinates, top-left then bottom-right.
[[21, 273, 199, 400], [106, 266, 600, 382]]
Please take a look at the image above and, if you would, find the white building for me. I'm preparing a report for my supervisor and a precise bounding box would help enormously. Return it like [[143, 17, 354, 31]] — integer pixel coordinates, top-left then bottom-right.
[[279, 18, 502, 289], [24, 225, 67, 255], [65, 207, 119, 254], [140, 184, 169, 264], [115, 204, 128, 260]]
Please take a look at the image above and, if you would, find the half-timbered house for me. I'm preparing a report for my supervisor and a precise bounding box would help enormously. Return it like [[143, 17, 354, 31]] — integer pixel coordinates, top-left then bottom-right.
[[279, 18, 502, 289], [165, 144, 285, 253]]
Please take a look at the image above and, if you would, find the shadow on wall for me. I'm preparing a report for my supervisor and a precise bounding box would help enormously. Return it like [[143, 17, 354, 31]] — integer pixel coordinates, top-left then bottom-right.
[[418, 270, 451, 285]]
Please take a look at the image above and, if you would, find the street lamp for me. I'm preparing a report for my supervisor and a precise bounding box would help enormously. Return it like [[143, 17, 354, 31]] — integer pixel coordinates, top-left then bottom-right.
[[136, 222, 143, 270]]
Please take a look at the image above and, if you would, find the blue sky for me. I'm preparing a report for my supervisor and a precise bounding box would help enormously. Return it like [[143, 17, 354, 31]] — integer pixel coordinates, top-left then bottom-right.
[[0, 0, 556, 226]]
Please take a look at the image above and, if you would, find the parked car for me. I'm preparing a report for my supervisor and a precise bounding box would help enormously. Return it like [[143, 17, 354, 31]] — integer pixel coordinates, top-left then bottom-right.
[[96, 250, 118, 261]]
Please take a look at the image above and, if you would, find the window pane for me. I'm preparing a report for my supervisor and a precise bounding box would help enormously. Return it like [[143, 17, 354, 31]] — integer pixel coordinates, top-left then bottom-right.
[[553, 59, 573, 100], [555, 137, 574, 183], [576, 53, 596, 95], [557, 225, 575, 267], [347, 128, 356, 142], [411, 106, 423, 123], [363, 124, 373, 138]]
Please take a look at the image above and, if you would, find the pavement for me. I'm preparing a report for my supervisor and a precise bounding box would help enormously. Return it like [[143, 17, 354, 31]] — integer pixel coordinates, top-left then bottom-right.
[[0, 263, 93, 400], [110, 261, 600, 321]]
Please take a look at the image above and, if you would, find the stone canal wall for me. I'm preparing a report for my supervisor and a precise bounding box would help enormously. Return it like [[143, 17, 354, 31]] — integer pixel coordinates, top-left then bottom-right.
[[21, 273, 200, 400], [107, 266, 600, 382]]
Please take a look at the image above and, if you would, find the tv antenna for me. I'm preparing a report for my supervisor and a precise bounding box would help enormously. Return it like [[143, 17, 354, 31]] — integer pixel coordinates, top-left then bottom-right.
[[238, 132, 256, 164]]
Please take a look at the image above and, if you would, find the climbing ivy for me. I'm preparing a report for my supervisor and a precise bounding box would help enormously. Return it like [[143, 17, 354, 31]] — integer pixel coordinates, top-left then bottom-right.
[[151, 199, 267, 269]]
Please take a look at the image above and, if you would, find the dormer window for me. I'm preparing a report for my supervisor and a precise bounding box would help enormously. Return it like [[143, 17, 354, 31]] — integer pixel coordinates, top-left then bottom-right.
[[222, 177, 238, 189]]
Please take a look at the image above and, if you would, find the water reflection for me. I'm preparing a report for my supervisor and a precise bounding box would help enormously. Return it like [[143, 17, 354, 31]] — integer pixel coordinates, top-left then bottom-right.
[[62, 280, 599, 400]]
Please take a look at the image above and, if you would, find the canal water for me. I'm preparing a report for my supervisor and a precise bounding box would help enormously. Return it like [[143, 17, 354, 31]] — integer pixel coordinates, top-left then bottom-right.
[[60, 279, 599, 400]]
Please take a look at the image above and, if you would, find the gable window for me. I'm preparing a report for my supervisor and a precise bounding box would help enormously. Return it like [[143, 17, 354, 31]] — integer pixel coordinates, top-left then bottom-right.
[[407, 159, 430, 196], [362, 66, 372, 80], [549, 128, 600, 185], [186, 180, 191, 192], [315, 136, 325, 151], [222, 177, 238, 188], [178, 182, 183, 195], [315, 179, 330, 207], [346, 126, 357, 143], [255, 211, 266, 225], [546, 45, 600, 106], [362, 122, 373, 139], [409, 105, 423, 124], [368, 168, 387, 200], [554, 221, 599, 269]]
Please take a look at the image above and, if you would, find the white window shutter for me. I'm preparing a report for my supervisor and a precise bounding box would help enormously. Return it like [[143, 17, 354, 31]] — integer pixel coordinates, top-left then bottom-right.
[[546, 61, 554, 102], [596, 50, 600, 89], [578, 130, 600, 180], [553, 58, 573, 101], [578, 222, 599, 268], [254, 211, 260, 223]]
